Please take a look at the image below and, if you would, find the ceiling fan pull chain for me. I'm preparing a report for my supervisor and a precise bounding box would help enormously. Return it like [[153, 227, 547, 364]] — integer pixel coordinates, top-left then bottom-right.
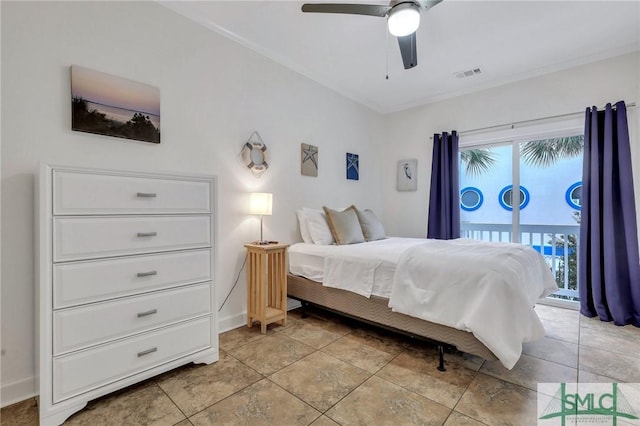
[[385, 25, 389, 80]]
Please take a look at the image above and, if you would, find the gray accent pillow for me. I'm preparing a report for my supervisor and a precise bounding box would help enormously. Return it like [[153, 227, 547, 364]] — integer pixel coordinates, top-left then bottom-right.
[[322, 205, 365, 245], [355, 208, 386, 241]]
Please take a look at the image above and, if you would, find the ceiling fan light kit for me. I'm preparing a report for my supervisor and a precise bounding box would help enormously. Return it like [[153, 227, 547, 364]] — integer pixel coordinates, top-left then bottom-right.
[[387, 3, 421, 37], [301, 0, 442, 70]]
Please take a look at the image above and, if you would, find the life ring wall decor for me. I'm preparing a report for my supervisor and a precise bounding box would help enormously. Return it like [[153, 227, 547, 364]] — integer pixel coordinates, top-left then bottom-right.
[[241, 131, 269, 177]]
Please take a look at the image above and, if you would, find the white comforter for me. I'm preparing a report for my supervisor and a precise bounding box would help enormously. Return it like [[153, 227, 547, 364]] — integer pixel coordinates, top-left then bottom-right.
[[320, 238, 427, 297], [388, 239, 558, 369], [289, 238, 428, 298]]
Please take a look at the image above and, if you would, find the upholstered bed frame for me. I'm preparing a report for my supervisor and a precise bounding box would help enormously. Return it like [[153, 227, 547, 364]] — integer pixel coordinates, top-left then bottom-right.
[[287, 274, 498, 367]]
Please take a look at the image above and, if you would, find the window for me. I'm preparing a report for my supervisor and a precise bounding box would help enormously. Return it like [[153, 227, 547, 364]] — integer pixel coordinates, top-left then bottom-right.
[[498, 185, 529, 211], [460, 187, 483, 211], [565, 182, 582, 210]]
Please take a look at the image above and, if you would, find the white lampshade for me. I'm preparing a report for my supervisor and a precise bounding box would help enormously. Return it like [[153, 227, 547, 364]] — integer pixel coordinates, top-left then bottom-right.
[[387, 3, 420, 37], [249, 192, 272, 216]]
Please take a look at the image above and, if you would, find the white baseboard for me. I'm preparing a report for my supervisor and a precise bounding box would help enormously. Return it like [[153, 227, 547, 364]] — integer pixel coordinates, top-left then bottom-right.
[[218, 299, 302, 334], [218, 311, 247, 334], [1, 376, 36, 408]]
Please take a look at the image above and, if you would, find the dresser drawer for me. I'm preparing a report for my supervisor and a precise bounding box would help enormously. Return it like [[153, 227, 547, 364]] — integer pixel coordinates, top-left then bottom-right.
[[53, 249, 211, 308], [53, 317, 211, 403], [53, 215, 211, 262], [54, 282, 211, 355], [53, 171, 211, 215]]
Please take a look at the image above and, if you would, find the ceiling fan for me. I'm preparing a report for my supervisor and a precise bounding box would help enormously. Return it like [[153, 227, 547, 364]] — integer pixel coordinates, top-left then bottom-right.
[[301, 0, 443, 70]]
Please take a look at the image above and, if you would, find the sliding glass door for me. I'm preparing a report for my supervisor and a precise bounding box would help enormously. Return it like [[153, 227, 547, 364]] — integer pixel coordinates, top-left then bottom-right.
[[459, 134, 583, 302]]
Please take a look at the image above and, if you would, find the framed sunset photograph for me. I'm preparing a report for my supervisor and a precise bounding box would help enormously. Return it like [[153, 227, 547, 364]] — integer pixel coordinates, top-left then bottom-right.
[[71, 66, 160, 143]]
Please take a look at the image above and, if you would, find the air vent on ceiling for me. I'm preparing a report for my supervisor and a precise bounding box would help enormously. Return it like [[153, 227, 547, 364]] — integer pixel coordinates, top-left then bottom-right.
[[454, 67, 483, 79]]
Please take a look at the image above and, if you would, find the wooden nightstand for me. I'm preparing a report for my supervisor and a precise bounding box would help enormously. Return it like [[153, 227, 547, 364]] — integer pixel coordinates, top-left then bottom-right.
[[244, 243, 289, 334]]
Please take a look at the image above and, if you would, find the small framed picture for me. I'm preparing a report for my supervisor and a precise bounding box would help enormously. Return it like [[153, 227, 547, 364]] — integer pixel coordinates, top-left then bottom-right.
[[346, 152, 359, 180], [397, 159, 417, 191], [301, 143, 318, 177]]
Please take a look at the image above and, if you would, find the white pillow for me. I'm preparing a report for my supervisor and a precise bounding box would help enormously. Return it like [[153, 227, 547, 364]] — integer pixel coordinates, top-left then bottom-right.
[[296, 209, 313, 244], [302, 208, 334, 245]]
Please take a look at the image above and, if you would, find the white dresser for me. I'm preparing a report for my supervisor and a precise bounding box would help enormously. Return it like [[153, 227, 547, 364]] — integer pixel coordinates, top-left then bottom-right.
[[37, 164, 218, 425]]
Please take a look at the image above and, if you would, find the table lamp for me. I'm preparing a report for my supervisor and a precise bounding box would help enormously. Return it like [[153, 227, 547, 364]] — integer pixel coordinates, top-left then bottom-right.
[[249, 192, 272, 245]]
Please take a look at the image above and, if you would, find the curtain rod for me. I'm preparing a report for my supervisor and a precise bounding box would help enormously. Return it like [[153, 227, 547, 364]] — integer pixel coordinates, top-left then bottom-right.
[[429, 102, 637, 139]]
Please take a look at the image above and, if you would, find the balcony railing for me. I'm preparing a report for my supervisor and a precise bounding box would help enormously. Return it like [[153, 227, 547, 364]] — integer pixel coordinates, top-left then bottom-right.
[[460, 222, 580, 300]]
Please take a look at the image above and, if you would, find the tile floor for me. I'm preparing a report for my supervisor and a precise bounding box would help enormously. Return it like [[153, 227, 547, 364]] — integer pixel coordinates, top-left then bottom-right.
[[2, 304, 639, 425]]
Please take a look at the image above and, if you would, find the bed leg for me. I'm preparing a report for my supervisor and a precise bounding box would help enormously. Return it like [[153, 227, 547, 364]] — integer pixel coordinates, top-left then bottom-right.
[[301, 301, 309, 319], [437, 345, 446, 372]]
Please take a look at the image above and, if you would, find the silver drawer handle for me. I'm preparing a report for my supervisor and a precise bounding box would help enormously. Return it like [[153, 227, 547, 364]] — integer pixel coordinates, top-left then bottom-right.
[[136, 271, 157, 277], [137, 347, 157, 357], [136, 192, 157, 198], [137, 309, 158, 318], [137, 232, 157, 237]]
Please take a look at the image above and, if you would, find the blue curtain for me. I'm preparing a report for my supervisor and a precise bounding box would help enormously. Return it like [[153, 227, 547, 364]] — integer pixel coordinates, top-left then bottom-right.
[[579, 101, 640, 326], [427, 131, 460, 239]]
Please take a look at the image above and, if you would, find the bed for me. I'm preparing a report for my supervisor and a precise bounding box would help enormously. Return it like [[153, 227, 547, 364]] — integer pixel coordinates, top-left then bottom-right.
[[287, 237, 558, 370]]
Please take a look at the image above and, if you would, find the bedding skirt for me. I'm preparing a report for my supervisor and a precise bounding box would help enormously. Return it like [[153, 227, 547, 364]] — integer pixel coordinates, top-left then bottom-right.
[[287, 273, 498, 361]]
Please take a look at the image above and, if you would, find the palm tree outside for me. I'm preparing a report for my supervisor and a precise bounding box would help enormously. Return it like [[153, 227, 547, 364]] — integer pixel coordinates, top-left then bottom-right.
[[460, 136, 584, 174], [521, 136, 584, 167], [460, 148, 497, 176]]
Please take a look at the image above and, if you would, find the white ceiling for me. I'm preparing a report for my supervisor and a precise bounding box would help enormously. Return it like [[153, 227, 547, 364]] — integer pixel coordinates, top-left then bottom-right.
[[162, 0, 640, 114]]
